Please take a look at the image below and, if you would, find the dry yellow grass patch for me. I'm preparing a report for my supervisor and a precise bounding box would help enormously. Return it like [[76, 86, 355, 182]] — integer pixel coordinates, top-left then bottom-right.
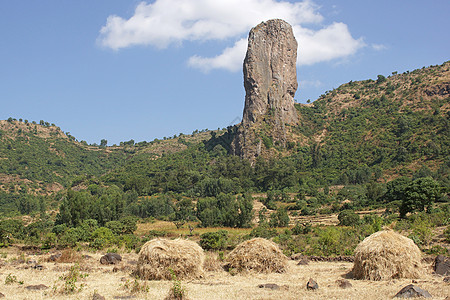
[[0, 250, 448, 300]]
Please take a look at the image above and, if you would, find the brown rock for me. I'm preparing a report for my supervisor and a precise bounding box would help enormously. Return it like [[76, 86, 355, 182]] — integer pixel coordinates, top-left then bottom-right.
[[100, 253, 122, 265], [25, 284, 48, 290], [394, 284, 432, 298], [93, 292, 106, 300], [258, 283, 280, 290], [444, 276, 450, 283], [434, 255, 450, 276], [336, 279, 352, 289], [306, 278, 318, 290], [0, 292, 4, 297], [232, 19, 299, 161], [48, 253, 62, 262]]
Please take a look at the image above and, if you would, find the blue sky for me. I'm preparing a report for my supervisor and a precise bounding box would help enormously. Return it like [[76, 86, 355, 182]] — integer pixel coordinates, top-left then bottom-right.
[[1, 1, 449, 145]]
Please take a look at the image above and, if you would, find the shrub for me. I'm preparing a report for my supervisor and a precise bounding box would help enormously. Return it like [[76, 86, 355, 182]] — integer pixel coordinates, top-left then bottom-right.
[[199, 230, 229, 251], [166, 269, 187, 300], [89, 227, 115, 249], [338, 210, 360, 226], [105, 221, 124, 235], [444, 226, 450, 243], [269, 208, 290, 227], [292, 222, 312, 235], [249, 223, 277, 239], [408, 217, 433, 246], [54, 263, 88, 294], [317, 227, 342, 256], [59, 228, 82, 248]]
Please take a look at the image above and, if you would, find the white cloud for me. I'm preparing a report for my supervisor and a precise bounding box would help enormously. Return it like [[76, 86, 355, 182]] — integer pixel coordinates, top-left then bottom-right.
[[99, 0, 365, 71], [187, 39, 248, 72], [294, 23, 365, 66], [372, 43, 387, 51]]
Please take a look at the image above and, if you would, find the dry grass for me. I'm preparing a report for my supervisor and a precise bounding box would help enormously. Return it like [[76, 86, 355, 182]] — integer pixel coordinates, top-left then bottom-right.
[[226, 238, 288, 274], [136, 220, 252, 239], [0, 247, 448, 300], [203, 251, 224, 272], [135, 238, 205, 280], [56, 249, 82, 264], [352, 230, 424, 280]]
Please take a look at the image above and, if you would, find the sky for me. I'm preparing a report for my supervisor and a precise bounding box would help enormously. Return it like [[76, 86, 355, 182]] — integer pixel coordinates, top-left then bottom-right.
[[1, 1, 449, 146]]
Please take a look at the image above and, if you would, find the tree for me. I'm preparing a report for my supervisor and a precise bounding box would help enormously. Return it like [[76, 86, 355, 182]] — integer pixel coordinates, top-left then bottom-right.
[[100, 139, 107, 147], [338, 210, 360, 226], [269, 208, 290, 227], [376, 74, 386, 84], [55, 190, 91, 227], [384, 177, 411, 203], [399, 177, 441, 217], [237, 194, 253, 228]]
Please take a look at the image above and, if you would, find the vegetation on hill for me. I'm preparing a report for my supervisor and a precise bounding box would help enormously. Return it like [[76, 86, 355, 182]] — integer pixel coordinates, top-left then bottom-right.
[[0, 62, 448, 256]]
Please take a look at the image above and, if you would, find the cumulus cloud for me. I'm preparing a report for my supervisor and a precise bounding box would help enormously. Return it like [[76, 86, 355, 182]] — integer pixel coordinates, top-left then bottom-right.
[[187, 39, 248, 72], [294, 23, 365, 65], [99, 0, 365, 71]]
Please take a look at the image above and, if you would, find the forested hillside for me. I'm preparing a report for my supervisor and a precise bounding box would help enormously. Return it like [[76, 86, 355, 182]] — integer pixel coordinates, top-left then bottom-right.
[[0, 62, 448, 256]]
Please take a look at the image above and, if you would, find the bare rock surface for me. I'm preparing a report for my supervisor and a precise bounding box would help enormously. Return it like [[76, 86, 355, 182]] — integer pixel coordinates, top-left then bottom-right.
[[100, 253, 122, 265], [306, 278, 319, 290], [394, 284, 432, 298], [434, 255, 450, 276], [232, 19, 298, 161]]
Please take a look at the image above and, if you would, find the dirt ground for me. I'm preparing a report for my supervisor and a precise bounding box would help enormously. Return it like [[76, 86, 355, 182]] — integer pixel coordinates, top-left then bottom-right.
[[0, 249, 448, 300]]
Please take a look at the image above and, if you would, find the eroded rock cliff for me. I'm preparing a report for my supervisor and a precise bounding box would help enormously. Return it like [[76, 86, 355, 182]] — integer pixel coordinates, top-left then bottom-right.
[[232, 19, 299, 161]]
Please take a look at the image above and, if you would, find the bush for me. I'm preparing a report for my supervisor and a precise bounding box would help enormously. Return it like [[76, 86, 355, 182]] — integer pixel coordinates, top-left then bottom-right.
[[269, 208, 290, 227], [338, 210, 360, 226], [89, 227, 115, 249], [199, 230, 229, 250], [105, 221, 124, 235], [444, 226, 450, 243], [249, 223, 277, 239], [59, 228, 83, 248], [317, 227, 342, 255], [292, 222, 312, 235]]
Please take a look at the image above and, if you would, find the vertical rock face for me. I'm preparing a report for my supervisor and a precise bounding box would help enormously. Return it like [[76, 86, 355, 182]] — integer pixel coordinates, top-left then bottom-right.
[[232, 19, 299, 160]]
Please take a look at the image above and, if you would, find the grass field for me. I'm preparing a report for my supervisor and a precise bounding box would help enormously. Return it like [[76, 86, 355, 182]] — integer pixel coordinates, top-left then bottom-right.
[[0, 248, 448, 300]]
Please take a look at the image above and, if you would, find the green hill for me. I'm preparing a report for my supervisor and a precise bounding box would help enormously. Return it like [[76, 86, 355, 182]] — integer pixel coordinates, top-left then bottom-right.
[[0, 62, 448, 218]]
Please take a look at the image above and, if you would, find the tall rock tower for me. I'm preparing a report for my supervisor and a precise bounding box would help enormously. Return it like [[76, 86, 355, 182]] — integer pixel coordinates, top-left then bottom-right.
[[232, 19, 299, 161]]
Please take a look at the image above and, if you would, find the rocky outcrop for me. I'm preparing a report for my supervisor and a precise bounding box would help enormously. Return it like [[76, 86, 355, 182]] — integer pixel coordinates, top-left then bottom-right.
[[232, 19, 299, 161]]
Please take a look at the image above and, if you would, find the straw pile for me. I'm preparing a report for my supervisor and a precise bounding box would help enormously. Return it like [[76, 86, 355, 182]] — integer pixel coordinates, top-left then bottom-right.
[[352, 230, 423, 280], [226, 238, 288, 273], [135, 238, 205, 280]]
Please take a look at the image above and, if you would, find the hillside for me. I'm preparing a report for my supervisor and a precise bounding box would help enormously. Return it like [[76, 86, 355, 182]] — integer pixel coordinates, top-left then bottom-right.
[[294, 61, 449, 182], [0, 119, 128, 193], [0, 62, 448, 218]]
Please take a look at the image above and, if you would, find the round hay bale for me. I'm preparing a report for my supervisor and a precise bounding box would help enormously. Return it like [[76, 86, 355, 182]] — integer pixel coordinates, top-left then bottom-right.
[[352, 230, 423, 280], [136, 238, 204, 280], [226, 238, 288, 273]]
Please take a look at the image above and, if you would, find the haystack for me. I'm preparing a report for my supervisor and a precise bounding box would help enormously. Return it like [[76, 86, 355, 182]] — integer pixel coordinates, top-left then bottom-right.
[[352, 230, 423, 280], [136, 238, 205, 280], [226, 238, 288, 273]]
